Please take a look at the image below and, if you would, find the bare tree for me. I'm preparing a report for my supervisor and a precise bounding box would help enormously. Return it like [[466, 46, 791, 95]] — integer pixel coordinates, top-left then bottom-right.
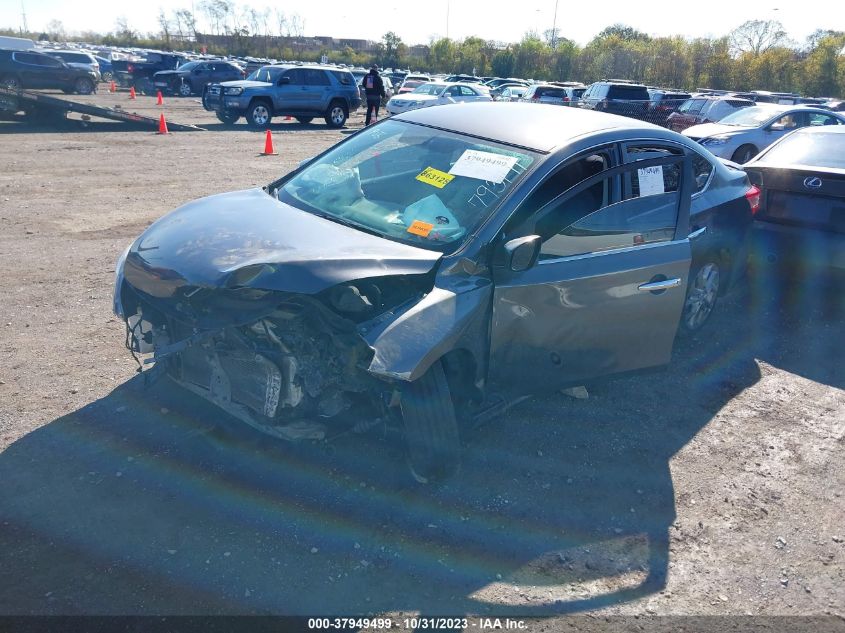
[[289, 13, 305, 37], [175, 9, 198, 41], [45, 19, 65, 41], [275, 8, 289, 38], [114, 16, 137, 42], [729, 20, 788, 56], [157, 9, 171, 45]]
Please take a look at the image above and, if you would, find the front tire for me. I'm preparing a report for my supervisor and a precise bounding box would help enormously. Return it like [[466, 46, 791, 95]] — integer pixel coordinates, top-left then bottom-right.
[[731, 144, 757, 164], [681, 261, 721, 333], [215, 110, 240, 125], [246, 100, 272, 128], [400, 360, 461, 484], [1, 75, 21, 91], [324, 100, 347, 128]]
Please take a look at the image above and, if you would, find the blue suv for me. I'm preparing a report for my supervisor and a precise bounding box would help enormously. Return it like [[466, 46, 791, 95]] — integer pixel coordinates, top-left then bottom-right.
[[203, 64, 361, 128]]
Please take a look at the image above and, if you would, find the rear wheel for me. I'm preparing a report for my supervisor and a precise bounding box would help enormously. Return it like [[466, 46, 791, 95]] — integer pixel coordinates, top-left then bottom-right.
[[74, 77, 95, 95], [246, 100, 272, 128], [324, 100, 347, 128], [681, 261, 721, 332], [101, 71, 114, 83], [295, 116, 313, 124], [400, 360, 461, 484], [731, 144, 757, 164], [1, 75, 21, 91], [178, 80, 192, 97]]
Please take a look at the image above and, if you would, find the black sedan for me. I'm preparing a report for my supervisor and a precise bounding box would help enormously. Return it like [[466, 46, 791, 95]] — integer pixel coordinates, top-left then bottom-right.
[[152, 60, 245, 97], [112, 103, 756, 481], [744, 125, 845, 277]]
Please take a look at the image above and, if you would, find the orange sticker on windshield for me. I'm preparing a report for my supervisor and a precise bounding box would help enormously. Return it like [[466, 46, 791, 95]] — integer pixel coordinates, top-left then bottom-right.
[[407, 220, 434, 237], [416, 166, 454, 189]]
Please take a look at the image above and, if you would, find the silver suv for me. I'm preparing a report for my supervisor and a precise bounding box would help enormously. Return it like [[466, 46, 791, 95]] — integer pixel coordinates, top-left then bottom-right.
[[203, 64, 361, 128]]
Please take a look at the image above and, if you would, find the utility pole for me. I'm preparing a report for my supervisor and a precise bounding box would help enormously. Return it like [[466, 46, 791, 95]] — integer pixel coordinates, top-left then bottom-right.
[[551, 0, 559, 49], [20, 0, 28, 35], [446, 0, 450, 40]]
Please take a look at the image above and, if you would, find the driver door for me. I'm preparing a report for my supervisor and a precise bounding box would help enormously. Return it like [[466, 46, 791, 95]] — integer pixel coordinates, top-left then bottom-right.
[[489, 144, 693, 393]]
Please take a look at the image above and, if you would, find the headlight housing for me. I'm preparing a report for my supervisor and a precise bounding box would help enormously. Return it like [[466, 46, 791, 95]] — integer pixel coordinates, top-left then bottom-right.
[[701, 135, 731, 146], [223, 86, 244, 96]]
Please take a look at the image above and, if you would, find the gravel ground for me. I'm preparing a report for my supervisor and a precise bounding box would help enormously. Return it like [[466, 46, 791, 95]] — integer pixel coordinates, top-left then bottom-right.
[[0, 89, 843, 629]]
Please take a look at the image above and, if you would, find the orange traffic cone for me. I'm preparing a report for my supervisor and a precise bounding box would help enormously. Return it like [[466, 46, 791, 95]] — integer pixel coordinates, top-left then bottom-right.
[[129, 86, 136, 99], [109, 80, 116, 93], [260, 129, 277, 155], [156, 90, 164, 106], [157, 113, 169, 135]]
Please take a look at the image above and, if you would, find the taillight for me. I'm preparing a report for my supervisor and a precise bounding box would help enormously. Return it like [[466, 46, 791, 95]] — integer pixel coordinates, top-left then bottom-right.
[[563, 96, 570, 102], [532, 94, 539, 100], [127, 63, 135, 73], [745, 185, 761, 215]]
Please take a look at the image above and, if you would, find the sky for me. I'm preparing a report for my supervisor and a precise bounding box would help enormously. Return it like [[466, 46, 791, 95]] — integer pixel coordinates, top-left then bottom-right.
[[2, 0, 843, 47]]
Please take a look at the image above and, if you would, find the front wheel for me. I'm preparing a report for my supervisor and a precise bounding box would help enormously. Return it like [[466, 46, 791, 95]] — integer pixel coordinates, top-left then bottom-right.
[[681, 261, 721, 333], [215, 110, 240, 125], [731, 144, 757, 164], [1, 75, 21, 91], [400, 360, 461, 484], [101, 71, 114, 83], [246, 101, 272, 128], [324, 101, 347, 128]]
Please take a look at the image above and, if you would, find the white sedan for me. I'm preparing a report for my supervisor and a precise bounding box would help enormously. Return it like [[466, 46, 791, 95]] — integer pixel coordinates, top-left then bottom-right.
[[386, 82, 492, 115]]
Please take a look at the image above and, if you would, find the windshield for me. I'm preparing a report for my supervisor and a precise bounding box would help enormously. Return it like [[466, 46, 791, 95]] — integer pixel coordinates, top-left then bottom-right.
[[719, 106, 783, 127], [177, 61, 201, 71], [247, 66, 283, 83], [761, 131, 845, 169], [412, 83, 447, 96], [275, 120, 537, 252]]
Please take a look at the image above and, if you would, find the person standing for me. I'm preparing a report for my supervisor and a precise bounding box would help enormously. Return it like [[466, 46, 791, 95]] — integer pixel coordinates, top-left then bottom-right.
[[362, 64, 386, 126]]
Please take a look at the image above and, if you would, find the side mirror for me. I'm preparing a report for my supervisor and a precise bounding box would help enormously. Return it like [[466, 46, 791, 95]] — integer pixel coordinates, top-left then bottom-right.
[[278, 76, 290, 85], [503, 235, 541, 272]]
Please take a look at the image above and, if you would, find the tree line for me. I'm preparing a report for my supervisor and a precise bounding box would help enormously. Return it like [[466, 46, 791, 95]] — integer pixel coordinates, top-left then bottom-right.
[[3, 14, 844, 97]]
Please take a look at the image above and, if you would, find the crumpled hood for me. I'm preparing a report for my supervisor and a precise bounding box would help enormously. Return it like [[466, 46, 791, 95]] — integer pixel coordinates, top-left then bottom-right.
[[683, 122, 750, 138], [123, 188, 442, 298]]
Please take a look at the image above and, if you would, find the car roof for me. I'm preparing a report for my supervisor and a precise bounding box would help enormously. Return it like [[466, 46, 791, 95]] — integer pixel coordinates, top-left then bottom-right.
[[395, 102, 666, 152]]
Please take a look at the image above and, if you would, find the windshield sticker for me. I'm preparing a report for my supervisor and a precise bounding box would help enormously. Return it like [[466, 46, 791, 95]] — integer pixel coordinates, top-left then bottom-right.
[[449, 150, 519, 183], [637, 165, 665, 197], [416, 166, 454, 189], [407, 220, 435, 237]]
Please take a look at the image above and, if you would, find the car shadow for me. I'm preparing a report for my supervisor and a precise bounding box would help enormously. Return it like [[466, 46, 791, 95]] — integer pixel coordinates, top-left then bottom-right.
[[3, 279, 840, 617]]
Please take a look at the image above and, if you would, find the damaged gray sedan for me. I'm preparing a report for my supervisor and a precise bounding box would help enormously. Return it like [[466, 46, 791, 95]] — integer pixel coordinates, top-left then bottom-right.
[[114, 103, 754, 481]]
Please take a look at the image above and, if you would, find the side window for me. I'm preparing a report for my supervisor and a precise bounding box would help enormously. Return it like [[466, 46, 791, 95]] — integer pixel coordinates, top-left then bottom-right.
[[446, 86, 460, 97], [533, 152, 682, 260], [624, 145, 682, 198], [460, 86, 475, 96], [809, 113, 840, 126], [34, 54, 63, 68], [284, 69, 307, 85], [305, 69, 330, 86], [330, 70, 353, 85], [691, 152, 714, 193]]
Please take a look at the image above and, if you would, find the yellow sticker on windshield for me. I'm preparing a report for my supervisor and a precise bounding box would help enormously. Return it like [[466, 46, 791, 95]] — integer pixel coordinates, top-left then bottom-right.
[[407, 220, 434, 237], [416, 166, 454, 189]]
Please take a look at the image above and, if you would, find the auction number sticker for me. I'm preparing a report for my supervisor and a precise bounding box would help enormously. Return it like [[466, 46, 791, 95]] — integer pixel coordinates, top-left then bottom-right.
[[416, 166, 454, 189], [637, 165, 665, 197], [407, 220, 435, 237], [449, 149, 519, 183]]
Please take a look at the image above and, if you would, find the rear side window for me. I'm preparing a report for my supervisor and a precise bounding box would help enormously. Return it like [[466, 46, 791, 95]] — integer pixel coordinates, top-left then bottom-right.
[[305, 69, 330, 86], [625, 145, 682, 198], [607, 85, 649, 100], [330, 70, 353, 85], [537, 87, 564, 98]]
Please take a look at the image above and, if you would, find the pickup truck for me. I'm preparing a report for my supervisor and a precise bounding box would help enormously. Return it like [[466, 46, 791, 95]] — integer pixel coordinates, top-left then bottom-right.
[[203, 64, 361, 128], [113, 52, 190, 94]]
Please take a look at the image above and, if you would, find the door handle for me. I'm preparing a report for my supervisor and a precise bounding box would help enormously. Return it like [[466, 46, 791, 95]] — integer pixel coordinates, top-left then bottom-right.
[[688, 226, 707, 239], [638, 278, 681, 292]]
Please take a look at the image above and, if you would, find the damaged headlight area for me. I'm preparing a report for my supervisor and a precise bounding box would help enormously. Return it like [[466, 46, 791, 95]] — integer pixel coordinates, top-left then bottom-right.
[[118, 272, 433, 441]]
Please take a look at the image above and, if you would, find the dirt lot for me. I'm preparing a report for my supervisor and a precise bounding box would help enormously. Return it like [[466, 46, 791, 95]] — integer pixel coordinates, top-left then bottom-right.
[[0, 90, 843, 628]]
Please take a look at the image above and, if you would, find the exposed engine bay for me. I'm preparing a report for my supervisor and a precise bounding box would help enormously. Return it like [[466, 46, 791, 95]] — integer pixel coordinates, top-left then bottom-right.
[[122, 277, 431, 441]]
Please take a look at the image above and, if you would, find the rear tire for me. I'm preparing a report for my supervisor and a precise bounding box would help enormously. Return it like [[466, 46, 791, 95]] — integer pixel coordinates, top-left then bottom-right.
[[324, 100, 347, 128], [731, 144, 757, 164], [74, 77, 95, 95], [400, 360, 461, 484], [246, 100, 272, 128], [681, 260, 721, 333], [178, 80, 192, 97]]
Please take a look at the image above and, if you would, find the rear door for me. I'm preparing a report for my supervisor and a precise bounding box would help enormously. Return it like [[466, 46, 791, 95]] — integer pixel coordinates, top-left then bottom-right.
[[302, 68, 332, 111], [489, 144, 693, 392]]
